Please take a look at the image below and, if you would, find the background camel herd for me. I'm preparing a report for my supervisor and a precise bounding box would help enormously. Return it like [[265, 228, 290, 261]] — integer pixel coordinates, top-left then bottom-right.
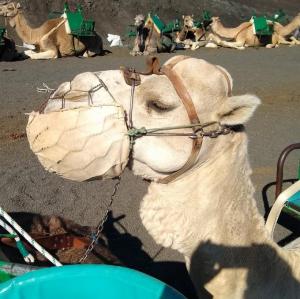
[[0, 1, 299, 59]]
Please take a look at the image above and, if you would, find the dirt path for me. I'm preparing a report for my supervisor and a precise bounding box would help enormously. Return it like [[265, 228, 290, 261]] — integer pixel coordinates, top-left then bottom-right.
[[0, 46, 299, 297]]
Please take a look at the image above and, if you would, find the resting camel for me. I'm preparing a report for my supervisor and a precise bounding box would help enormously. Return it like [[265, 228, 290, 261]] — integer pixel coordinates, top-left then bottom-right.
[[211, 15, 300, 49], [130, 14, 175, 56], [130, 14, 148, 55], [175, 15, 205, 49], [0, 1, 103, 59], [176, 15, 246, 50], [30, 55, 300, 298]]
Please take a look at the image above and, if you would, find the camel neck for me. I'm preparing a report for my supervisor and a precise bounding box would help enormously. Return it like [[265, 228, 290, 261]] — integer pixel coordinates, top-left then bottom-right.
[[177, 26, 189, 41], [277, 16, 300, 37], [141, 132, 300, 297], [12, 12, 39, 44], [212, 21, 251, 39]]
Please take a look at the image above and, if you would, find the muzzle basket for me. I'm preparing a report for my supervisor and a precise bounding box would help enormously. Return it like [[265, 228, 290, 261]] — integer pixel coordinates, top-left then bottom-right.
[[26, 105, 130, 182]]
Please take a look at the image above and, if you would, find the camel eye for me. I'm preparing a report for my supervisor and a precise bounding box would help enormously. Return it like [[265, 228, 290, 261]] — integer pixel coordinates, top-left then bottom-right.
[[147, 100, 173, 113]]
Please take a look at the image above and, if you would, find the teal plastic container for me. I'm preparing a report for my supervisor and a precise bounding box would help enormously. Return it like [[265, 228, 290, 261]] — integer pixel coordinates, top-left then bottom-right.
[[0, 265, 187, 299]]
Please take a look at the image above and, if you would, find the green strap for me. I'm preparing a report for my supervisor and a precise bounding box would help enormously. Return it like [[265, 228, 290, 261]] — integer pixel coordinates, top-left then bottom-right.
[[16, 240, 30, 258], [0, 233, 16, 238]]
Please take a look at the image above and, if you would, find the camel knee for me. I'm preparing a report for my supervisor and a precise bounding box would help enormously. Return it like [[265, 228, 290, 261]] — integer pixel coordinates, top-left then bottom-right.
[[26, 49, 58, 59], [290, 37, 300, 45], [205, 42, 218, 48], [266, 44, 275, 48]]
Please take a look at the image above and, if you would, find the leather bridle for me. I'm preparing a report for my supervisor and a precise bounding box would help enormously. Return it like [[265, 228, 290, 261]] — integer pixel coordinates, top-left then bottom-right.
[[121, 56, 233, 184]]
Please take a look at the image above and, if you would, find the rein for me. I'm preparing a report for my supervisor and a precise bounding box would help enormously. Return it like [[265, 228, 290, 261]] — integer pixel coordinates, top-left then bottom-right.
[[121, 56, 233, 184]]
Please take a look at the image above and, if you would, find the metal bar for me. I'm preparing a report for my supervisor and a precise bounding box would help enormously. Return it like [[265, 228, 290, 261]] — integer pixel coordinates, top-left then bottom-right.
[[275, 143, 300, 198]]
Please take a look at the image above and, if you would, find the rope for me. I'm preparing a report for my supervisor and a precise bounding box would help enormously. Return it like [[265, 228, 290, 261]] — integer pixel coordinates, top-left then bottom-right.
[[0, 207, 62, 266], [36, 83, 55, 94]]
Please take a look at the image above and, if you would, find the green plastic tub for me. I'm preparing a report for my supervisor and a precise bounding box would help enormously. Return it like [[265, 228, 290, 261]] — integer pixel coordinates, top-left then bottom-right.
[[0, 265, 187, 299]]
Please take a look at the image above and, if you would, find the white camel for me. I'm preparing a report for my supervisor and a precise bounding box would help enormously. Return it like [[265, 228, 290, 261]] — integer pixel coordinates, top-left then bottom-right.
[[28, 56, 300, 298]]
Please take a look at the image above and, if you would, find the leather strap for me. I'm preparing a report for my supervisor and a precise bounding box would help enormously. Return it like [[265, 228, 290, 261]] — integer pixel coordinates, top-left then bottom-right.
[[159, 137, 202, 184], [120, 67, 141, 86], [1, 233, 90, 251], [121, 56, 230, 183], [215, 66, 232, 97], [158, 56, 203, 183], [161, 57, 200, 125]]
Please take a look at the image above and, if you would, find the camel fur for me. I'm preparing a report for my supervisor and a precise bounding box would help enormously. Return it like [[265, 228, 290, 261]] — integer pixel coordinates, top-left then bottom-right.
[[175, 15, 203, 49], [210, 15, 300, 49], [176, 15, 247, 50], [0, 1, 103, 59], [34, 56, 300, 298], [130, 14, 175, 56], [130, 14, 148, 56], [273, 13, 300, 45]]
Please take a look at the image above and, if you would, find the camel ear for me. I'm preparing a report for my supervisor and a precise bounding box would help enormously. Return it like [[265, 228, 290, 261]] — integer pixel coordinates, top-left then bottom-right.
[[216, 94, 260, 126], [16, 2, 21, 8], [182, 15, 185, 19]]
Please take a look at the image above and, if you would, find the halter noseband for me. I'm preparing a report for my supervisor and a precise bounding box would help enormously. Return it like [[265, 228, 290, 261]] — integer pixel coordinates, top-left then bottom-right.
[[121, 56, 232, 184]]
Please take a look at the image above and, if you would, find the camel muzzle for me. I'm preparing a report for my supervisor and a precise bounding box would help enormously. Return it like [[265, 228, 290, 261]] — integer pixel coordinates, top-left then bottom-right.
[[26, 79, 130, 182]]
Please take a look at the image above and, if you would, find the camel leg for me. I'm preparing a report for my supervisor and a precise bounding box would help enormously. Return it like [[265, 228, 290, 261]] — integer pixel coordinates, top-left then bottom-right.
[[24, 49, 58, 59], [25, 36, 59, 59], [191, 41, 207, 50], [207, 33, 245, 50], [275, 36, 298, 47], [265, 44, 278, 48], [290, 36, 300, 45]]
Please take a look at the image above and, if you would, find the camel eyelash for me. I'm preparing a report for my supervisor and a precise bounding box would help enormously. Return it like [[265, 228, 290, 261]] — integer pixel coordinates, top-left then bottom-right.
[[146, 100, 174, 112]]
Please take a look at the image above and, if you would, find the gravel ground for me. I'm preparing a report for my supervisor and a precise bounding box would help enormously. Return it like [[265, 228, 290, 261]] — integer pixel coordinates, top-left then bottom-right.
[[0, 46, 299, 298]]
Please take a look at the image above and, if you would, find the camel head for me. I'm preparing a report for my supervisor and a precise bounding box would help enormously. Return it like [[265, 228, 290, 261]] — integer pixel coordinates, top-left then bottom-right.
[[182, 15, 194, 29], [210, 16, 221, 29], [0, 1, 21, 28], [0, 1, 21, 17], [134, 14, 145, 28], [27, 56, 260, 182]]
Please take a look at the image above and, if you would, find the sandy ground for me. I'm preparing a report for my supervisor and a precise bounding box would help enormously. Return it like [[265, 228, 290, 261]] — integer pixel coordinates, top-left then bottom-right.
[[0, 46, 300, 298]]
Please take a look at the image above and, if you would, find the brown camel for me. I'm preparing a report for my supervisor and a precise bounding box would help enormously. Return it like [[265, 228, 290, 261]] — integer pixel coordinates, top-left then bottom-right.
[[175, 15, 206, 49], [130, 14, 175, 56], [211, 15, 300, 49], [130, 14, 148, 56], [0, 1, 103, 59]]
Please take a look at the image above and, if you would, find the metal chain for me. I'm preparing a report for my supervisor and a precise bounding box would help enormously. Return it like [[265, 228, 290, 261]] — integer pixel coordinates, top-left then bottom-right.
[[78, 177, 121, 263], [127, 122, 232, 140]]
